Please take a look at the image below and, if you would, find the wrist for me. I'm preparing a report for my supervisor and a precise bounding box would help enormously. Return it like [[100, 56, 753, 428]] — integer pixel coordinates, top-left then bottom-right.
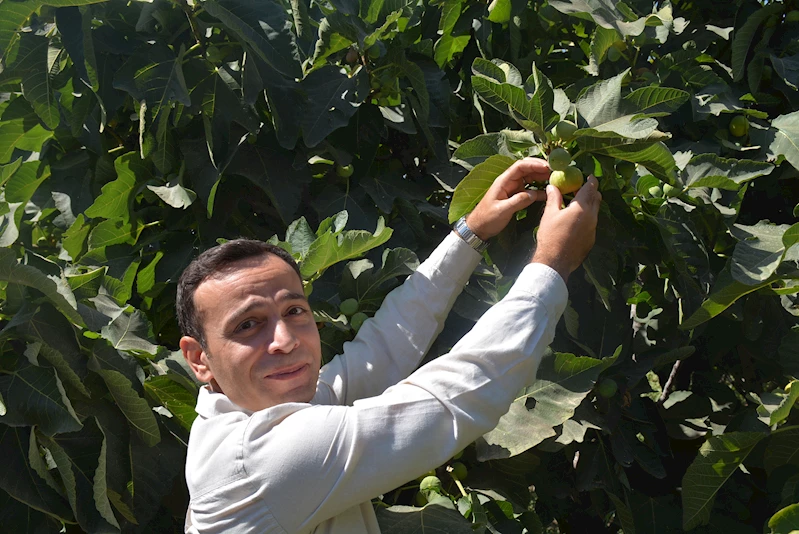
[[453, 215, 489, 253], [464, 213, 491, 241], [530, 252, 570, 284]]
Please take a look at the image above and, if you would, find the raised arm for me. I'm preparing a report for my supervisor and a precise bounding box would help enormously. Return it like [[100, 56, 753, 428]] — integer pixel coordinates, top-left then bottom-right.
[[314, 158, 553, 405], [245, 178, 603, 533]]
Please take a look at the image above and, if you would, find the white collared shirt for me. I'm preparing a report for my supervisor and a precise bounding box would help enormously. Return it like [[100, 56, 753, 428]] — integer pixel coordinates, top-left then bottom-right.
[[185, 232, 568, 533]]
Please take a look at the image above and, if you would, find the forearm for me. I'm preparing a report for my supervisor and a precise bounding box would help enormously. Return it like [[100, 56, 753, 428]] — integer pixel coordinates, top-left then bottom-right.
[[316, 232, 483, 405]]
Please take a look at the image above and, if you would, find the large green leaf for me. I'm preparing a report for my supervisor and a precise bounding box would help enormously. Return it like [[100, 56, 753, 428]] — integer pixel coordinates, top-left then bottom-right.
[[113, 43, 191, 119], [0, 99, 54, 164], [143, 375, 198, 431], [477, 350, 617, 460], [730, 4, 783, 82], [680, 264, 778, 330], [769, 111, 799, 171], [0, 359, 82, 436], [731, 222, 793, 285], [681, 432, 764, 530], [0, 160, 50, 247], [434, 0, 470, 67], [56, 6, 99, 91], [13, 34, 61, 129], [84, 152, 149, 223], [0, 249, 84, 326], [765, 428, 799, 474], [624, 86, 690, 115], [549, 0, 647, 37], [769, 503, 799, 534], [683, 154, 774, 190], [376, 498, 474, 533], [300, 217, 393, 279], [92, 366, 160, 447], [100, 310, 159, 356], [448, 154, 516, 223], [41, 417, 120, 533], [770, 53, 799, 91], [471, 59, 558, 134], [0, 0, 106, 63], [0, 426, 73, 521], [204, 0, 301, 79], [226, 132, 312, 223], [300, 65, 370, 147]]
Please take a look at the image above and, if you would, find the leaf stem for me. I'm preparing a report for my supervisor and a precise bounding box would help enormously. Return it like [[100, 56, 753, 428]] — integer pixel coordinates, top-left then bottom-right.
[[657, 360, 682, 405]]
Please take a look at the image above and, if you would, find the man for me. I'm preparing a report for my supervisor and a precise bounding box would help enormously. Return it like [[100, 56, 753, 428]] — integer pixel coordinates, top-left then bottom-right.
[[178, 158, 602, 533]]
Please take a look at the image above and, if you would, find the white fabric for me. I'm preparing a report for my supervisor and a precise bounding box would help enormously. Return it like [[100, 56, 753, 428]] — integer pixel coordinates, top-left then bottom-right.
[[185, 232, 568, 534]]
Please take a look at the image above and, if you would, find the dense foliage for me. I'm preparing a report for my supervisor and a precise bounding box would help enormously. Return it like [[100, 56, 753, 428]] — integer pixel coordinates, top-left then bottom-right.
[[1, 0, 798, 532]]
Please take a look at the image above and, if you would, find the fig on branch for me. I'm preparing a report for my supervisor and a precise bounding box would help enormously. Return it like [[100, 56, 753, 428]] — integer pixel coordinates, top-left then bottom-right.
[[336, 164, 354, 178], [420, 475, 442, 493], [662, 183, 679, 197], [548, 148, 572, 171], [339, 298, 359, 316], [554, 120, 578, 141], [729, 115, 749, 137], [449, 462, 468, 481], [549, 167, 583, 194], [597, 378, 618, 398], [351, 312, 368, 331], [648, 185, 663, 198]]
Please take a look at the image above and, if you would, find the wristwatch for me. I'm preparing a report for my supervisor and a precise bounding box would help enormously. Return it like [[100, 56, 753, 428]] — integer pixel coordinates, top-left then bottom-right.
[[453, 216, 489, 253]]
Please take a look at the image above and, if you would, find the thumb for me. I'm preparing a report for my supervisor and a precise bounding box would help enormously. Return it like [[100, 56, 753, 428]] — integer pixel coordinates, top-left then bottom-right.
[[545, 185, 563, 213]]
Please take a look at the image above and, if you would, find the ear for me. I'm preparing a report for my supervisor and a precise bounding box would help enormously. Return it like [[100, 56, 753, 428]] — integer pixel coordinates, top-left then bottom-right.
[[180, 336, 214, 384]]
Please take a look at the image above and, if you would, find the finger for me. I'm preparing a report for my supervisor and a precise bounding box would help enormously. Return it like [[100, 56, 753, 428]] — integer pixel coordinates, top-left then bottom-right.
[[498, 158, 552, 188], [544, 184, 563, 213], [503, 189, 545, 211], [572, 175, 600, 209]]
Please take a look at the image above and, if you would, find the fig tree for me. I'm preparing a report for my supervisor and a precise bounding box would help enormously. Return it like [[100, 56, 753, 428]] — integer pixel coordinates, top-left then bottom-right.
[[339, 298, 359, 316], [548, 148, 572, 171], [549, 167, 583, 194]]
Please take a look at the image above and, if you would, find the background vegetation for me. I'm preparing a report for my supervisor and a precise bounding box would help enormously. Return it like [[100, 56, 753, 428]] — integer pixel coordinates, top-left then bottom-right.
[[1, 0, 798, 532]]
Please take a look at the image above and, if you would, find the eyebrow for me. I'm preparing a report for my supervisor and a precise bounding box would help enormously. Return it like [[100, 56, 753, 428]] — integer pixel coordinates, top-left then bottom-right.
[[223, 292, 309, 328]]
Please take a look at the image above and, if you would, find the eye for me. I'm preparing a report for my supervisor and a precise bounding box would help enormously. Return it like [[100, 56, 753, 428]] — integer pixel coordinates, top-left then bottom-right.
[[236, 319, 258, 332], [287, 306, 306, 316]]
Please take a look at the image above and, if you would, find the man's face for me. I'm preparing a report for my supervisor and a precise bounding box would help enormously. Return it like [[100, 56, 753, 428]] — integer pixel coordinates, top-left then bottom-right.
[[181, 254, 322, 412]]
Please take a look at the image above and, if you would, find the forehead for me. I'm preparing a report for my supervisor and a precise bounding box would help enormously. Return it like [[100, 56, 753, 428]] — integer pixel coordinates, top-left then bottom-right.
[[193, 255, 304, 311]]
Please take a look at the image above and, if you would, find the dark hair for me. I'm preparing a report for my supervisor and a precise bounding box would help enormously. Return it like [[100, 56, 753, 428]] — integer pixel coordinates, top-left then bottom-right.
[[176, 239, 302, 347]]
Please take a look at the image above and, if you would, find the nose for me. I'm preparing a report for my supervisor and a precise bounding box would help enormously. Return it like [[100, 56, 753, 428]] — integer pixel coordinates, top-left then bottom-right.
[[267, 319, 299, 354]]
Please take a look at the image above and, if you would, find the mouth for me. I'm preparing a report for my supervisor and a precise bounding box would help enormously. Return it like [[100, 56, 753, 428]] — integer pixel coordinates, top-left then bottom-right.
[[266, 363, 309, 380]]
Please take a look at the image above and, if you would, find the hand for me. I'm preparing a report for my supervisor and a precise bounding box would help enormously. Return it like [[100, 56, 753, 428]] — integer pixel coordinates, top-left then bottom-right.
[[531, 175, 602, 283], [465, 158, 551, 240]]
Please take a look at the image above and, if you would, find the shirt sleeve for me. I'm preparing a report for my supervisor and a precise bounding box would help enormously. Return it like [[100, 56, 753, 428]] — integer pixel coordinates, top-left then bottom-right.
[[313, 232, 483, 406], [244, 263, 568, 533]]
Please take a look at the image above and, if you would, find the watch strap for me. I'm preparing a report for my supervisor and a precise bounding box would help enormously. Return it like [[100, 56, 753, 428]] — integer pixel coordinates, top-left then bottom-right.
[[453, 216, 488, 253]]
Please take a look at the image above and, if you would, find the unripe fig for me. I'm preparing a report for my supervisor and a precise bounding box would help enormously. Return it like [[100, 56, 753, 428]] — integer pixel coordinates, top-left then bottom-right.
[[597, 378, 618, 398], [450, 462, 468, 481], [554, 120, 578, 141], [549, 167, 584, 194], [420, 475, 442, 492], [351, 312, 368, 331], [729, 115, 749, 137], [339, 298, 359, 316], [548, 148, 572, 171]]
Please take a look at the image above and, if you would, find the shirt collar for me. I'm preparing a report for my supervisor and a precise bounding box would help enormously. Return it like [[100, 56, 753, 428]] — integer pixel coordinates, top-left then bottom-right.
[[194, 385, 254, 418]]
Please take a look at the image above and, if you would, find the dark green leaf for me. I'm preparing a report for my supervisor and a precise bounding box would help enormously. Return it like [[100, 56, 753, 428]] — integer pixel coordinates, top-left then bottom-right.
[[449, 154, 516, 223], [301, 65, 370, 147], [683, 154, 774, 190], [113, 43, 191, 118], [376, 499, 474, 533], [204, 0, 301, 78], [0, 359, 82, 435], [143, 375, 198, 431], [682, 432, 764, 530]]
